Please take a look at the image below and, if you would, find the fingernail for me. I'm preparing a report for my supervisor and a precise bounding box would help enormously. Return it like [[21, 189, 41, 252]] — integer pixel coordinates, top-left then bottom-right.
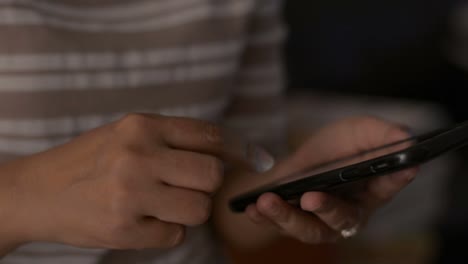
[[246, 143, 275, 173], [398, 125, 415, 138], [266, 200, 281, 217], [221, 130, 275, 173]]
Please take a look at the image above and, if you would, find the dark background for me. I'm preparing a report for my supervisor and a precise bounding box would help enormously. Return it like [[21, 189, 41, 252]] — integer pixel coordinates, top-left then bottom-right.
[[284, 0, 466, 119], [282, 0, 468, 263]]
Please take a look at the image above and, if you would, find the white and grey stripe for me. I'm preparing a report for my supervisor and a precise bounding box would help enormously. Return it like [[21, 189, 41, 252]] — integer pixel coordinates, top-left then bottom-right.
[[0, 60, 238, 92], [0, 25, 283, 72], [0, 0, 279, 23], [0, 95, 229, 137], [0, 40, 243, 72], [0, 0, 286, 263], [0, 0, 255, 32], [0, 0, 207, 22]]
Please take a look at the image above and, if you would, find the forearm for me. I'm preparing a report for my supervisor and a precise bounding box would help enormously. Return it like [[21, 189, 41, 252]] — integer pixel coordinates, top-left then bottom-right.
[[0, 158, 32, 257], [0, 151, 61, 256]]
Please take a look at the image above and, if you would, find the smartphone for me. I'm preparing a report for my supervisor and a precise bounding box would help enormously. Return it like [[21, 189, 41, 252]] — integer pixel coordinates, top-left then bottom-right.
[[229, 120, 468, 213]]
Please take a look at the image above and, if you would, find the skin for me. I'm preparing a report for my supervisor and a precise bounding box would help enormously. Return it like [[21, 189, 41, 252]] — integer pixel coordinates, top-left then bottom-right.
[[0, 114, 418, 257], [213, 116, 418, 248]]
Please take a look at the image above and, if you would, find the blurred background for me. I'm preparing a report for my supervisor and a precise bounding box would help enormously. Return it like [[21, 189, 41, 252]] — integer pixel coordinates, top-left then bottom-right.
[[228, 0, 468, 263]]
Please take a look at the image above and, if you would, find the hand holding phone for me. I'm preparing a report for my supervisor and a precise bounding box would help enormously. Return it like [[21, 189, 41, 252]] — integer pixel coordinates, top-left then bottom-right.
[[225, 117, 433, 244], [230, 119, 468, 213]]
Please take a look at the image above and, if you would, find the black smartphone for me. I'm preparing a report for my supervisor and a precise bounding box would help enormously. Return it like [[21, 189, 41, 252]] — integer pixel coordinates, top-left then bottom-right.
[[229, 120, 468, 213]]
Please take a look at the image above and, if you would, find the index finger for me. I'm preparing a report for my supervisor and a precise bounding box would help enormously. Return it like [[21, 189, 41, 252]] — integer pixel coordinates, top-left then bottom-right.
[[159, 116, 274, 172]]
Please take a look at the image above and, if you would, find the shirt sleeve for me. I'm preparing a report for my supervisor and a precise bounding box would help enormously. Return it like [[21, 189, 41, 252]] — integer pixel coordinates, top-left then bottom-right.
[[224, 0, 288, 157]]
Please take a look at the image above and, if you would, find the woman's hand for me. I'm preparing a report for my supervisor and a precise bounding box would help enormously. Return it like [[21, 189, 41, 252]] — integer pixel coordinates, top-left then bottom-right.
[[244, 116, 418, 243], [0, 113, 246, 253]]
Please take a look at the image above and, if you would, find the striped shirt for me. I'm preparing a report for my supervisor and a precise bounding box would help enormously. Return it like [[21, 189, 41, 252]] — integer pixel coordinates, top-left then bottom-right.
[[0, 0, 286, 263]]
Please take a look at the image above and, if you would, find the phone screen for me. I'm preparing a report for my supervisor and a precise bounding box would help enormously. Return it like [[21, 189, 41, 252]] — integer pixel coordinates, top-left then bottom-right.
[[230, 121, 468, 212], [274, 136, 417, 186]]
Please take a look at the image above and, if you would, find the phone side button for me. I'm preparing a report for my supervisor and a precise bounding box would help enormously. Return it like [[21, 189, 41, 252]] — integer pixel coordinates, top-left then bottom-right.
[[339, 168, 359, 181], [369, 157, 400, 173]]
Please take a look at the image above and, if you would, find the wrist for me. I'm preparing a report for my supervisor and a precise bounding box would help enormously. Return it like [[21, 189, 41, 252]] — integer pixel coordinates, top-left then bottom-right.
[[0, 158, 38, 253]]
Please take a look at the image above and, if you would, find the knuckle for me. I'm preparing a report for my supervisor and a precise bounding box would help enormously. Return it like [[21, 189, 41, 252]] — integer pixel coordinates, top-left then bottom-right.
[[117, 113, 146, 130], [115, 113, 151, 139], [163, 117, 188, 135], [202, 123, 222, 144], [299, 227, 323, 244]]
